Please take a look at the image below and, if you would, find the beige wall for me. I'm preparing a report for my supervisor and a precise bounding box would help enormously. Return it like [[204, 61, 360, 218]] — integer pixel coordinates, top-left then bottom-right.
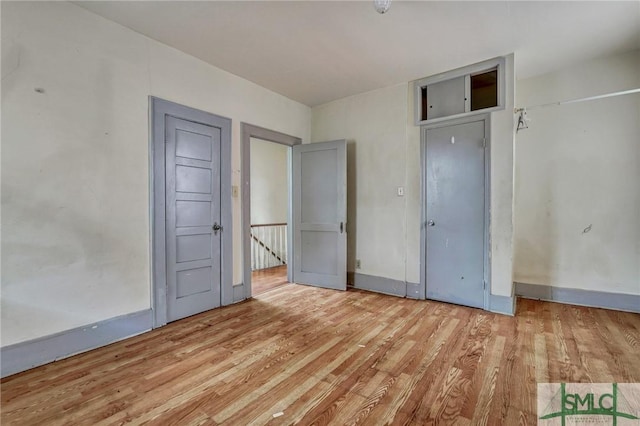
[[3, 1, 635, 351], [514, 49, 640, 295], [1, 1, 310, 346], [250, 138, 288, 225], [312, 84, 409, 280], [311, 54, 516, 298]]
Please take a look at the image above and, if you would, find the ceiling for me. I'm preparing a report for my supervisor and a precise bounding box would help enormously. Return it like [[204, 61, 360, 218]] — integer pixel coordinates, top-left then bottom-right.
[[76, 1, 640, 107]]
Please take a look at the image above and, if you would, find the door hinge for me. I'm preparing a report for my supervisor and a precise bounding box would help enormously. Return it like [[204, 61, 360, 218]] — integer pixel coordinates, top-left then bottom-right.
[[482, 138, 486, 148], [483, 280, 487, 290]]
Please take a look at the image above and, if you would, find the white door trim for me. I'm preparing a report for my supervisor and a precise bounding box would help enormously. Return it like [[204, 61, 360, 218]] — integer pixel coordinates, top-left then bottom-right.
[[150, 97, 233, 328], [240, 123, 302, 298], [419, 113, 491, 309]]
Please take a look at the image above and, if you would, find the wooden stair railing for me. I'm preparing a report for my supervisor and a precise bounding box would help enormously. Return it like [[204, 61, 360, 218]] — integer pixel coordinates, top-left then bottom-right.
[[250, 223, 287, 270]]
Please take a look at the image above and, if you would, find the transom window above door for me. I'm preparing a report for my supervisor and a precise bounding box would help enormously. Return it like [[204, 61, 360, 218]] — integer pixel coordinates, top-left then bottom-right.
[[414, 57, 506, 125]]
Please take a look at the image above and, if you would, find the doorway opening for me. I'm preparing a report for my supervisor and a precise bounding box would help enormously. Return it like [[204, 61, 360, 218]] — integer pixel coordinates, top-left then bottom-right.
[[241, 123, 301, 298], [250, 138, 289, 295]]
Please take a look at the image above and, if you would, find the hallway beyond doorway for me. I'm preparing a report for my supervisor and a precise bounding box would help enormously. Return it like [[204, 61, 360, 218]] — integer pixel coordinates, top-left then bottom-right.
[[252, 265, 288, 295]]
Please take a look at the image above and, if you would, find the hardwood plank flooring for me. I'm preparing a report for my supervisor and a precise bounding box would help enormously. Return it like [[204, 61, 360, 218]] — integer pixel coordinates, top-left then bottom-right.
[[1, 285, 639, 425], [252, 265, 289, 295]]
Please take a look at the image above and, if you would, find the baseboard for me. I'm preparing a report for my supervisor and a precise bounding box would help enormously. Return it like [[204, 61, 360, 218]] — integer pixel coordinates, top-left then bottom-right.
[[346, 272, 516, 316], [348, 272, 407, 297], [347, 272, 421, 300], [405, 282, 422, 300], [515, 282, 640, 313], [1, 309, 153, 378], [488, 293, 516, 316], [233, 284, 245, 302], [347, 272, 516, 316]]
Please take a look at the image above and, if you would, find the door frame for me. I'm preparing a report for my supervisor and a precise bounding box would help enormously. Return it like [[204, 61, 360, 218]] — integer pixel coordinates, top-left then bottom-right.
[[150, 97, 233, 328], [420, 113, 491, 309], [241, 123, 301, 298]]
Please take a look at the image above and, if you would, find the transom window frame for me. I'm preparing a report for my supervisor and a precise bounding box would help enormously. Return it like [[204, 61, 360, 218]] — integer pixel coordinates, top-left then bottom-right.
[[413, 56, 506, 126]]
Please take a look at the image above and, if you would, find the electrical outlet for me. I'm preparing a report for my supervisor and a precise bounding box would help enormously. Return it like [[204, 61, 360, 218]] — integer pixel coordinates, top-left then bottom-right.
[[397, 186, 404, 196], [356, 259, 361, 269]]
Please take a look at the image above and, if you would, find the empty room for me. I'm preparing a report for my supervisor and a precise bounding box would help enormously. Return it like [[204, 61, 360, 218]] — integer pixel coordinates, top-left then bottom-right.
[[1, 1, 639, 424]]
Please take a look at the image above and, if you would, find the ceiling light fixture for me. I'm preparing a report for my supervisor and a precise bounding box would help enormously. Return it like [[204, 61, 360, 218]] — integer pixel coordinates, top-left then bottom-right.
[[373, 0, 391, 14]]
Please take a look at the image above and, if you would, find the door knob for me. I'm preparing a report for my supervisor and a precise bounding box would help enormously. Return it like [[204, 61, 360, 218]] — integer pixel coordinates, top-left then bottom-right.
[[212, 222, 222, 235], [427, 220, 435, 227]]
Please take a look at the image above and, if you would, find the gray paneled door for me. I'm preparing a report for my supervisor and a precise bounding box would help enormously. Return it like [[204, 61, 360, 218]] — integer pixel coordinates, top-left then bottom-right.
[[165, 116, 222, 321], [425, 119, 486, 308], [292, 140, 347, 291]]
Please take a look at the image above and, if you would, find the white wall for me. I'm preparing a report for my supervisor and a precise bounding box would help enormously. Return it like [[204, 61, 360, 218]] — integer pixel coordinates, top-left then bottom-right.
[[1, 1, 310, 346], [514, 50, 640, 295], [311, 55, 516, 298], [250, 138, 288, 225]]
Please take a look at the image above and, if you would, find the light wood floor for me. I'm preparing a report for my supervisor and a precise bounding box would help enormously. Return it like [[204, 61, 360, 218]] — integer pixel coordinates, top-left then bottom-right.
[[252, 265, 289, 295], [2, 284, 639, 425]]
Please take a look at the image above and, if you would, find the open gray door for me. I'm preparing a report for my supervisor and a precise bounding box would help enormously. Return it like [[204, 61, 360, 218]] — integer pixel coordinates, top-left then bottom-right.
[[292, 140, 347, 290]]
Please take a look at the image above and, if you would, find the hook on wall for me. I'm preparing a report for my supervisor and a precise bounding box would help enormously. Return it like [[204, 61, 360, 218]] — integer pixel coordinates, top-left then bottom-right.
[[515, 108, 529, 133]]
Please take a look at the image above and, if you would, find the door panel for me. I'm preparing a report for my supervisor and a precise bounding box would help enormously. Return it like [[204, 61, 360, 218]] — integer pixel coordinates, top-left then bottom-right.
[[426, 76, 466, 120], [176, 130, 213, 160], [425, 120, 485, 308], [293, 141, 347, 290], [176, 267, 212, 297], [175, 165, 212, 193], [176, 200, 211, 227], [166, 116, 221, 321], [301, 231, 338, 275], [301, 149, 338, 223], [176, 234, 211, 262]]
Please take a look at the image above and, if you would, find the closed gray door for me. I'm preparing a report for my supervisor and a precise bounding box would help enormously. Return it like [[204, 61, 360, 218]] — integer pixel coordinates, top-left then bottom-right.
[[425, 120, 486, 308], [166, 116, 221, 321], [292, 140, 347, 290]]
